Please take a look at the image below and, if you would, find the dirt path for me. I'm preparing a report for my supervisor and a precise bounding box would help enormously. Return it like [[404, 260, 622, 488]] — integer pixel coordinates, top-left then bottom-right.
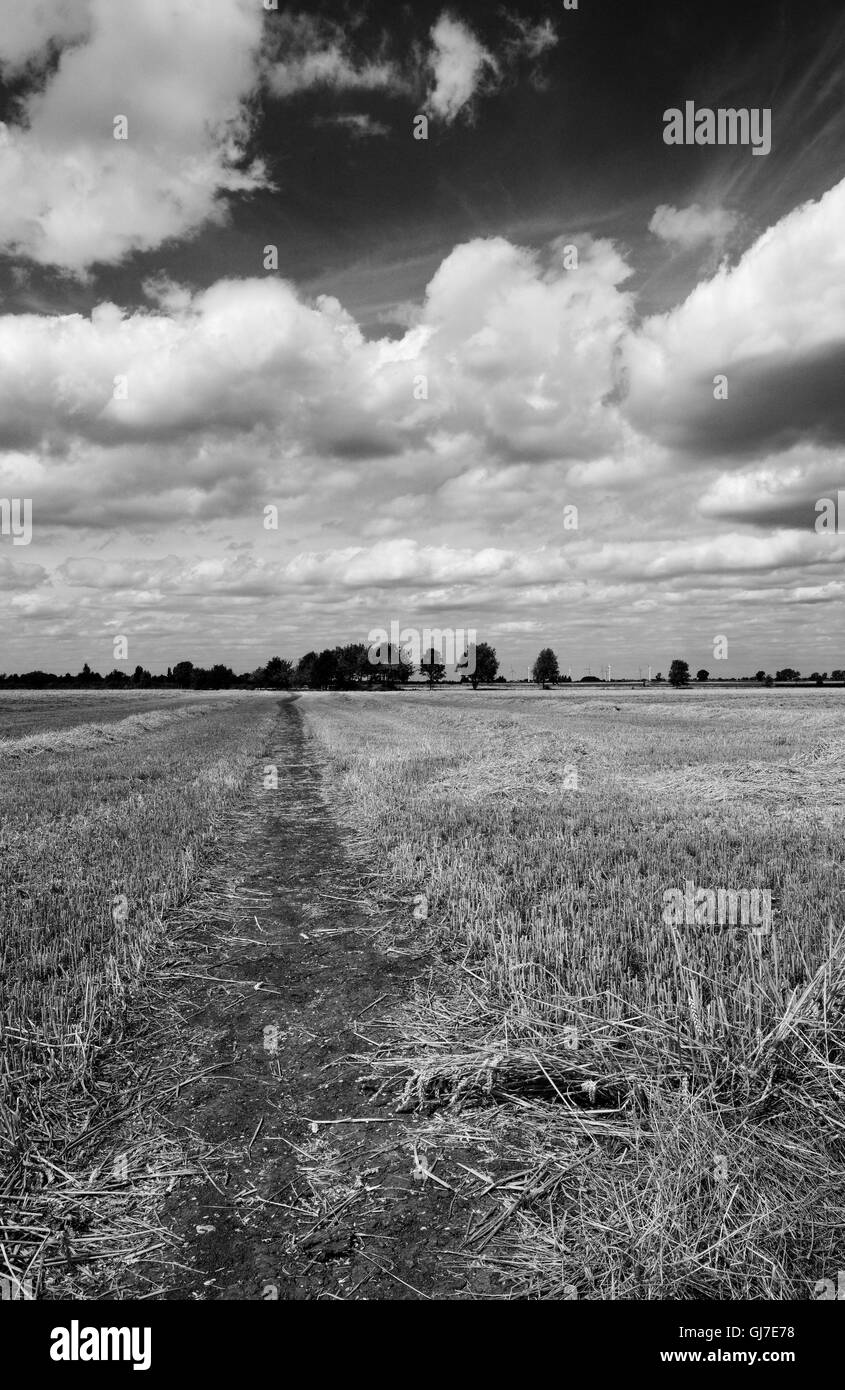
[[131, 696, 486, 1301]]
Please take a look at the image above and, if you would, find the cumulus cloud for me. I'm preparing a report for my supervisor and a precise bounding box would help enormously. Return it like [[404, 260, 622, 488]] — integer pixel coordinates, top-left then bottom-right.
[[0, 0, 91, 71], [623, 176, 845, 456], [0, 280, 368, 452], [413, 235, 633, 457], [696, 448, 845, 528], [2, 164, 844, 671], [0, 0, 269, 273], [0, 233, 633, 471], [648, 202, 738, 250]]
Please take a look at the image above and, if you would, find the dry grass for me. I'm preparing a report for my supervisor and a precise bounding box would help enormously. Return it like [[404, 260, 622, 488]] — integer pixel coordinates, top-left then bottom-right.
[[0, 687, 215, 740], [0, 693, 277, 1297], [301, 687, 845, 1299]]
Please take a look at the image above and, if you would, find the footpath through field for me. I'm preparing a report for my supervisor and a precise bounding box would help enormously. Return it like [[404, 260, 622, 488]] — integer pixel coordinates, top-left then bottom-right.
[[131, 696, 484, 1300]]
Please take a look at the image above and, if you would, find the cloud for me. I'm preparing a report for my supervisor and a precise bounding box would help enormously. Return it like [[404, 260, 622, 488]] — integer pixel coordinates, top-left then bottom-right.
[[275, 530, 845, 591], [16, 519, 845, 668], [0, 0, 269, 273], [503, 16, 558, 62], [697, 448, 845, 529], [425, 13, 499, 123], [0, 233, 633, 480], [264, 12, 407, 98], [0, 0, 91, 71], [2, 167, 843, 672], [314, 114, 391, 139], [648, 203, 738, 251], [0, 556, 49, 590], [623, 176, 845, 456], [265, 10, 557, 123], [0, 279, 370, 452], [413, 234, 632, 458], [44, 530, 845, 617], [58, 553, 280, 597]]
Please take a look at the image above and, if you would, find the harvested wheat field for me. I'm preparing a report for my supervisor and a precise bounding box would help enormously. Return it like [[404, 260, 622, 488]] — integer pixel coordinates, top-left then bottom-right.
[[2, 686, 844, 1307], [0, 691, 281, 1296], [299, 686, 845, 1300]]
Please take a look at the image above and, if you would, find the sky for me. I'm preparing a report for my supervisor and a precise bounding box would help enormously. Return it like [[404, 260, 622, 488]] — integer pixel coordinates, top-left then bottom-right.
[[1, 0, 844, 678]]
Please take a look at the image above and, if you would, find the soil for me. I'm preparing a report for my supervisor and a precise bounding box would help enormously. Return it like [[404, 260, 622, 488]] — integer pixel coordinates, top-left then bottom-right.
[[127, 696, 493, 1301]]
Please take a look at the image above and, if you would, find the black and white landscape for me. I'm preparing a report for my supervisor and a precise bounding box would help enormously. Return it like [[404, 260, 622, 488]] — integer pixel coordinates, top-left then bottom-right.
[[1, 0, 844, 1350]]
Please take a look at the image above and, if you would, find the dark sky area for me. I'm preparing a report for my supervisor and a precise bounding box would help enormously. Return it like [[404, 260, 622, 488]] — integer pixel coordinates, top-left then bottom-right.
[[3, 0, 844, 326]]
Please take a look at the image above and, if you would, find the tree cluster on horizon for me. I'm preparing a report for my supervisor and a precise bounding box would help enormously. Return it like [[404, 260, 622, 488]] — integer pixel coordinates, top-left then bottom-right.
[[528, 651, 845, 687], [0, 640, 502, 692], [1, 645, 842, 692]]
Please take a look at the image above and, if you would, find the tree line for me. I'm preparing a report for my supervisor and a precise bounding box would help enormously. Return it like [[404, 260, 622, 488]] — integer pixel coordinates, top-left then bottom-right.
[[2, 646, 841, 692], [532, 651, 845, 687], [0, 642, 502, 691]]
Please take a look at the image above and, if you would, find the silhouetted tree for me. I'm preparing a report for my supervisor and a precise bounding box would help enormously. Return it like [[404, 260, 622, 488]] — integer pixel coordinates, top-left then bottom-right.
[[460, 641, 498, 689], [173, 661, 194, 688], [295, 652, 317, 687], [333, 644, 369, 689], [263, 656, 293, 689], [311, 649, 339, 689], [532, 648, 560, 684]]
